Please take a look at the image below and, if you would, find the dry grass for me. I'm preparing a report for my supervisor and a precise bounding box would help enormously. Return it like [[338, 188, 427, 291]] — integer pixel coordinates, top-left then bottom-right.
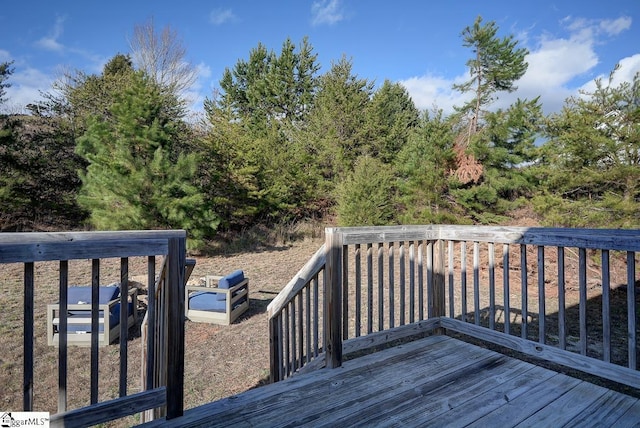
[[0, 237, 324, 426]]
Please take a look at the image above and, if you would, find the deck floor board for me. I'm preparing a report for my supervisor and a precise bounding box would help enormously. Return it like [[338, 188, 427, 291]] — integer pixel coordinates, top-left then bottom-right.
[[143, 335, 640, 428]]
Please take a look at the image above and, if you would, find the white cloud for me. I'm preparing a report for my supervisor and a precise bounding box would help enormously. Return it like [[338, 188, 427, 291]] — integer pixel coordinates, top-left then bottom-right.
[[311, 0, 344, 26], [399, 15, 636, 116], [2, 67, 53, 113], [210, 8, 236, 25], [35, 16, 66, 53], [579, 53, 640, 94]]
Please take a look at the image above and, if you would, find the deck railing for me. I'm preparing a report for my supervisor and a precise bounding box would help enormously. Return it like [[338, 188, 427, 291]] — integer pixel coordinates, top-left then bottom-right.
[[268, 225, 640, 388], [0, 230, 187, 427]]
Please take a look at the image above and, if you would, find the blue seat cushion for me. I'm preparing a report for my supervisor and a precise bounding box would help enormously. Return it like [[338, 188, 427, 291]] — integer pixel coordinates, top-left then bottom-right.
[[216, 270, 245, 301], [61, 285, 133, 333], [189, 292, 227, 313]]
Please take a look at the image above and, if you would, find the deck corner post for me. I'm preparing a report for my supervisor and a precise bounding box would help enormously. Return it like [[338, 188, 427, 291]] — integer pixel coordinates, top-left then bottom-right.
[[166, 235, 186, 420], [325, 228, 343, 369]]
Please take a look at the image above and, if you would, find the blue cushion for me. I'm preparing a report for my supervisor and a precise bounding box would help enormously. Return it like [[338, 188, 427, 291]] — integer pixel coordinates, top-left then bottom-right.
[[189, 291, 227, 313], [67, 285, 120, 304], [62, 285, 132, 333], [216, 270, 245, 301]]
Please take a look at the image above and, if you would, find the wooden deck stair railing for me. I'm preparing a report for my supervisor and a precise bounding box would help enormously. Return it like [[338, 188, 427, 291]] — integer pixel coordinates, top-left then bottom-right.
[[0, 230, 188, 428], [268, 225, 640, 390]]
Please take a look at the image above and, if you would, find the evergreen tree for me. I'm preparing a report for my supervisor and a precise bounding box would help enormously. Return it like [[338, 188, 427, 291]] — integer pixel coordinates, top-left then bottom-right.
[[0, 60, 14, 107], [364, 80, 420, 163], [336, 156, 395, 226], [77, 72, 217, 247], [534, 68, 640, 227], [395, 110, 458, 224]]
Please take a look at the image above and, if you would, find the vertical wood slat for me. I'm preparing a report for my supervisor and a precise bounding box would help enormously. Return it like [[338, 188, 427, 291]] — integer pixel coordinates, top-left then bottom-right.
[[558, 247, 566, 350], [268, 316, 281, 382], [146, 256, 156, 391], [283, 306, 290, 377], [579, 248, 588, 356], [489, 242, 495, 331], [503, 244, 510, 335], [426, 241, 433, 319], [305, 285, 311, 364], [297, 292, 303, 369], [388, 242, 395, 329], [409, 241, 415, 324], [313, 275, 319, 358], [166, 237, 186, 420], [342, 246, 349, 341], [377, 243, 384, 331], [90, 259, 100, 404], [58, 260, 68, 413], [433, 240, 446, 324], [520, 245, 528, 340], [23, 262, 34, 411], [627, 251, 637, 370], [418, 241, 425, 321], [460, 242, 467, 323], [473, 242, 480, 325], [601, 250, 611, 363], [325, 229, 343, 369], [448, 241, 454, 319], [355, 244, 362, 337], [119, 258, 129, 398], [367, 243, 373, 334], [399, 241, 406, 326], [538, 246, 546, 344], [290, 301, 297, 372]]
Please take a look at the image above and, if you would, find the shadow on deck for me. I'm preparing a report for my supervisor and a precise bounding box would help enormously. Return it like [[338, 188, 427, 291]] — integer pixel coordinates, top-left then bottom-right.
[[143, 333, 640, 427]]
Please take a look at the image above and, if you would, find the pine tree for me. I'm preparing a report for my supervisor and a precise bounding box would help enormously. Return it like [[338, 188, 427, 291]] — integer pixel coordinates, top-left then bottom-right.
[[77, 72, 217, 247]]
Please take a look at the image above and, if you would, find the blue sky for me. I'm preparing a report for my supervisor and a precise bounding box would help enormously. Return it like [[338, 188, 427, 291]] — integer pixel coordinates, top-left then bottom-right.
[[1, 0, 638, 116]]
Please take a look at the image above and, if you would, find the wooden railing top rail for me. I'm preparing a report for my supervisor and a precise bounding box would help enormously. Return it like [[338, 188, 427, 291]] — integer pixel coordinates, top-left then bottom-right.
[[0, 230, 187, 263], [330, 225, 640, 251], [267, 244, 326, 318]]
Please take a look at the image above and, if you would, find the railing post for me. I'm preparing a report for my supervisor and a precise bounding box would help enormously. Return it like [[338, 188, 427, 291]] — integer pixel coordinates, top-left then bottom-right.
[[325, 228, 343, 369], [166, 235, 186, 420]]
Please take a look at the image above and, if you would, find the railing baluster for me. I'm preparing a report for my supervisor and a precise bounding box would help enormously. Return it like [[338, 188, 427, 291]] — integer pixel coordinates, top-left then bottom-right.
[[58, 260, 68, 413], [283, 305, 290, 377], [291, 299, 297, 372], [418, 241, 425, 321], [558, 247, 566, 350], [297, 292, 304, 370], [520, 244, 528, 340], [342, 245, 349, 340], [355, 244, 361, 337], [627, 251, 637, 370], [461, 241, 467, 323], [377, 243, 384, 330], [473, 242, 480, 325], [367, 243, 373, 334], [399, 241, 405, 326], [146, 256, 156, 390], [579, 248, 587, 356], [409, 241, 415, 324], [313, 275, 319, 358], [90, 259, 100, 404], [306, 284, 311, 364], [601, 250, 610, 363], [503, 244, 510, 335], [538, 246, 546, 344], [23, 262, 34, 411], [388, 242, 395, 329], [448, 241, 454, 319], [427, 241, 433, 319], [489, 242, 495, 331], [120, 257, 129, 398]]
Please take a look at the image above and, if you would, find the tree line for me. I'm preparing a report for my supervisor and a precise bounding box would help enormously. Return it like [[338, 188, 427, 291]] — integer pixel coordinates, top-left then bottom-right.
[[1, 16, 638, 248]]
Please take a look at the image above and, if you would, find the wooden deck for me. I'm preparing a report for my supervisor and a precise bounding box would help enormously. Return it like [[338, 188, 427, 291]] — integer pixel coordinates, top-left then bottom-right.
[[143, 334, 640, 427]]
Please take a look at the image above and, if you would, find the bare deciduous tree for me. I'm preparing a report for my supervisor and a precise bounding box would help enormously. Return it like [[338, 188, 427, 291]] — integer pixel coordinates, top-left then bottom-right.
[[129, 18, 197, 100]]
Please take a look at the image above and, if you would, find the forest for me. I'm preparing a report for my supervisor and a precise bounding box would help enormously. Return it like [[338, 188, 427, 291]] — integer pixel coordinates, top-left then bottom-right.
[[1, 17, 639, 249]]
